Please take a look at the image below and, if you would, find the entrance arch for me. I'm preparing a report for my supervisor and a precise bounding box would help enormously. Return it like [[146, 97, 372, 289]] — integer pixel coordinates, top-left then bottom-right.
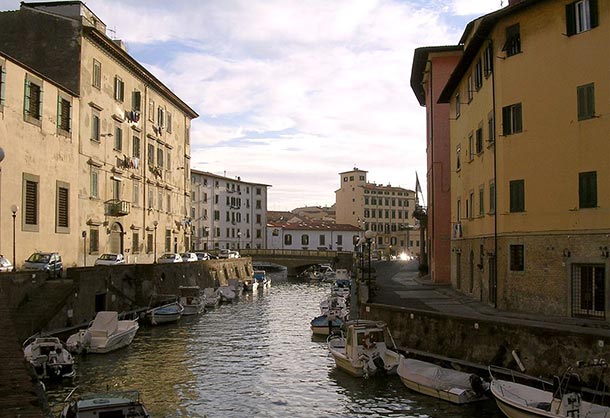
[[109, 222, 124, 254]]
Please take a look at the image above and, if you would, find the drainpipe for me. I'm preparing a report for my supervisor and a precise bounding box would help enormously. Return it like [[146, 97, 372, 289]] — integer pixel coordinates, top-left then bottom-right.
[[491, 41, 498, 308]]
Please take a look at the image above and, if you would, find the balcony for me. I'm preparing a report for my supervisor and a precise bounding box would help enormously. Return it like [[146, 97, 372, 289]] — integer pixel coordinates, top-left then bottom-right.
[[105, 199, 131, 217]]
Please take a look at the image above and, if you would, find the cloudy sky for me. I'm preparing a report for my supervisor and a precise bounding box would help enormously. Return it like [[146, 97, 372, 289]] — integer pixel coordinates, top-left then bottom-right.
[[2, 0, 504, 210]]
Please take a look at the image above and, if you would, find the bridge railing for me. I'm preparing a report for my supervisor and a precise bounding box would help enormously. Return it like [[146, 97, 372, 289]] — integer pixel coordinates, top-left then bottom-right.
[[240, 249, 350, 258]]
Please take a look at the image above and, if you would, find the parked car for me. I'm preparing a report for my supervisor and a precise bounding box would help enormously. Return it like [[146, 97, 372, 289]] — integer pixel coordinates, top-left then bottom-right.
[[196, 252, 210, 261], [23, 252, 63, 277], [229, 250, 240, 259], [95, 253, 125, 266], [0, 255, 12, 272], [157, 253, 183, 264], [180, 252, 197, 262], [219, 249, 240, 259]]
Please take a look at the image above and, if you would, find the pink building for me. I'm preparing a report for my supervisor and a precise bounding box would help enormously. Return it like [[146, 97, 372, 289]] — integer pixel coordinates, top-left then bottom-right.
[[411, 46, 461, 284]]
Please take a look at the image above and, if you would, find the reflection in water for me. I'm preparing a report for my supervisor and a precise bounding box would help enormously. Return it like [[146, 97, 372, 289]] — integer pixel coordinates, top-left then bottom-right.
[[46, 272, 503, 417]]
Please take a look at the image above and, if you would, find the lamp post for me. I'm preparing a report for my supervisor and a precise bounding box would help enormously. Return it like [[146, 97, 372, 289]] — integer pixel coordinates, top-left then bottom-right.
[[237, 231, 241, 250], [153, 220, 158, 263], [82, 231, 87, 266], [10, 205, 18, 272], [364, 229, 374, 294]]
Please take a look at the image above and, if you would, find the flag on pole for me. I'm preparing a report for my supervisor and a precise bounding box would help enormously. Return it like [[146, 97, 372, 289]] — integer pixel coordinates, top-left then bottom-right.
[[415, 172, 425, 206]]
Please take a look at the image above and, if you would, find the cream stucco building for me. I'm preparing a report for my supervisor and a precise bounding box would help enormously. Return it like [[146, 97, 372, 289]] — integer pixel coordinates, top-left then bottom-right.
[[335, 168, 420, 258], [434, 0, 610, 318], [0, 2, 198, 267]]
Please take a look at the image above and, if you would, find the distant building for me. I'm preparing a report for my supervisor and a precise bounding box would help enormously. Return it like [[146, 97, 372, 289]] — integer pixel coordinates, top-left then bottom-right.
[[292, 205, 336, 221], [335, 168, 420, 258], [191, 170, 270, 251], [267, 220, 361, 252], [0, 2, 197, 266], [267, 211, 305, 223]]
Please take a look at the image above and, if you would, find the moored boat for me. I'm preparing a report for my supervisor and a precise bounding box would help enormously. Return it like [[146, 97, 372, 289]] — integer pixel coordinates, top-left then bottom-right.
[[179, 286, 206, 315], [327, 319, 400, 378], [23, 336, 75, 380], [331, 279, 351, 299], [310, 313, 345, 336], [397, 357, 488, 404], [489, 364, 610, 418], [218, 285, 236, 303], [243, 276, 259, 292], [66, 311, 139, 354], [146, 301, 184, 325], [203, 287, 220, 308], [254, 270, 270, 289], [319, 295, 348, 316], [60, 389, 150, 417]]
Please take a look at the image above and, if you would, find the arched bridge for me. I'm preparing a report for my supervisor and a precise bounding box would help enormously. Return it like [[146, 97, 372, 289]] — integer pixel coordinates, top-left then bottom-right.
[[239, 249, 354, 275]]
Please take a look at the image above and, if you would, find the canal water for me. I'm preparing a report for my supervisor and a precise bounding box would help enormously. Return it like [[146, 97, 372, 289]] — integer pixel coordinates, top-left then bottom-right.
[[45, 272, 504, 417]]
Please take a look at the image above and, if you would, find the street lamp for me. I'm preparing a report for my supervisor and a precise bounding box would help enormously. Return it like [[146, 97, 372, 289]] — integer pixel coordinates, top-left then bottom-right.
[[237, 231, 241, 250], [364, 229, 374, 293], [10, 205, 18, 272], [153, 220, 158, 263]]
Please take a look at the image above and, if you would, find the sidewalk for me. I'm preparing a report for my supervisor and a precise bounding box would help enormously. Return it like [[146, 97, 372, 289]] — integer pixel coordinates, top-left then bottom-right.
[[374, 263, 610, 337]]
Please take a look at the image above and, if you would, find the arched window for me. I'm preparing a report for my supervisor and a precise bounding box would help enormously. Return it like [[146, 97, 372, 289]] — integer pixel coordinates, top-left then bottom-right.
[[301, 234, 309, 245], [284, 234, 292, 245]]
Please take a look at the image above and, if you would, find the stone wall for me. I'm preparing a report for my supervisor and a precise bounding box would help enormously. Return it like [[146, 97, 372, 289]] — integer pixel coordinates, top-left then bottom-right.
[[362, 302, 610, 388]]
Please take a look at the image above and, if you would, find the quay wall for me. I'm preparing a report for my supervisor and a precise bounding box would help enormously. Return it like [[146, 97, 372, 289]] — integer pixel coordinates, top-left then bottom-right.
[[361, 302, 610, 388]]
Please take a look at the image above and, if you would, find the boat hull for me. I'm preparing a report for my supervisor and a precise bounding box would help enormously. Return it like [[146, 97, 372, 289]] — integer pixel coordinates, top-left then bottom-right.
[[399, 375, 482, 405], [88, 326, 139, 354]]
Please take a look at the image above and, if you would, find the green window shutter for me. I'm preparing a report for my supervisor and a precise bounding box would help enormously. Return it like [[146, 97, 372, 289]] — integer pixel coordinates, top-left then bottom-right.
[[586, 84, 595, 117], [579, 171, 597, 208], [514, 104, 523, 133], [566, 3, 576, 35], [0, 65, 6, 105], [590, 0, 599, 29], [57, 95, 62, 128]]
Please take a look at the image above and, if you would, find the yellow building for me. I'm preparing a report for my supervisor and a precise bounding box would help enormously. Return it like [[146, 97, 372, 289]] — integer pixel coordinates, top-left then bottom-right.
[[0, 2, 198, 267], [0, 51, 80, 268], [335, 168, 420, 258], [436, 0, 610, 319]]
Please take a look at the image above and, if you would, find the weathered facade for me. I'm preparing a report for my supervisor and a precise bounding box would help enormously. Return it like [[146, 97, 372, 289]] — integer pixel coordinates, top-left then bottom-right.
[[335, 168, 420, 258], [191, 170, 269, 251], [411, 47, 461, 283], [433, 0, 610, 318], [0, 2, 198, 267], [266, 220, 360, 252]]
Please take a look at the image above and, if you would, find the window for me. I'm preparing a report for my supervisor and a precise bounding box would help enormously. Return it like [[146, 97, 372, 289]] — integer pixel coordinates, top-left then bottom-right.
[[91, 111, 100, 142], [456, 145, 461, 171], [256, 229, 262, 239], [167, 111, 172, 132], [146, 233, 153, 253], [343, 177, 348, 182], [577, 83, 595, 120], [92, 59, 101, 89], [90, 228, 100, 253], [478, 186, 484, 216], [301, 235, 309, 246], [467, 76, 473, 101], [57, 94, 71, 134], [509, 179, 525, 213], [114, 126, 123, 151], [24, 75, 42, 123], [147, 143, 155, 165], [489, 181, 495, 214], [256, 214, 261, 224], [571, 264, 605, 319], [476, 127, 483, 154], [0, 60, 5, 108], [158, 189, 163, 210], [23, 173, 39, 231], [114, 76, 124, 102], [474, 58, 483, 91], [113, 178, 121, 201], [132, 180, 139, 205], [90, 168, 99, 198], [469, 192, 474, 219], [148, 99, 155, 122], [214, 210, 220, 221], [56, 181, 69, 232], [133, 232, 140, 254], [509, 244, 524, 271], [483, 42, 493, 76], [488, 111, 495, 143], [132, 135, 141, 159], [503, 24, 521, 57], [167, 152, 171, 170], [455, 93, 460, 118], [129, 90, 141, 112], [502, 103, 522, 135], [157, 148, 164, 168], [165, 230, 171, 252], [337, 235, 343, 245], [157, 107, 165, 127], [167, 193, 171, 213], [256, 187, 262, 195], [579, 171, 597, 208], [256, 200, 261, 209], [468, 133, 474, 161], [566, 0, 598, 35], [319, 235, 326, 246], [147, 185, 154, 209], [457, 199, 461, 221]]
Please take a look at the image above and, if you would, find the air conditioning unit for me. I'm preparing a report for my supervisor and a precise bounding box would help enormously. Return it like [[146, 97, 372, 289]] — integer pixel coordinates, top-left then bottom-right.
[[453, 223, 463, 238]]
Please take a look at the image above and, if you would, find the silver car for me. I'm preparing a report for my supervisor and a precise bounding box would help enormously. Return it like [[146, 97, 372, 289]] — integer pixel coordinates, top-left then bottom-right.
[[157, 253, 183, 263], [23, 252, 63, 277], [95, 253, 126, 266], [0, 255, 12, 272]]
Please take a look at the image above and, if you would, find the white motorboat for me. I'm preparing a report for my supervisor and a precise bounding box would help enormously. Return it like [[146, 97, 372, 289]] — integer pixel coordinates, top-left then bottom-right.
[[218, 285, 236, 303], [319, 295, 348, 316], [242, 276, 259, 292], [228, 278, 244, 297], [397, 357, 488, 404], [327, 320, 401, 378], [490, 364, 610, 418], [331, 279, 351, 299], [253, 270, 270, 289], [146, 301, 184, 325], [66, 311, 139, 354], [310, 313, 345, 336], [179, 286, 206, 315], [23, 336, 75, 380], [60, 389, 150, 418], [203, 287, 220, 308]]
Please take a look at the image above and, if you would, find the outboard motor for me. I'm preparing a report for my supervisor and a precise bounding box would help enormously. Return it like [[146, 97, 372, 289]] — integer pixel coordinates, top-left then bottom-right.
[[373, 355, 386, 374]]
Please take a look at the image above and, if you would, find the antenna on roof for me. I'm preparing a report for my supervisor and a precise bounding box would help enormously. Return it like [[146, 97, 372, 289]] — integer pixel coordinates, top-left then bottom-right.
[[107, 26, 116, 39]]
